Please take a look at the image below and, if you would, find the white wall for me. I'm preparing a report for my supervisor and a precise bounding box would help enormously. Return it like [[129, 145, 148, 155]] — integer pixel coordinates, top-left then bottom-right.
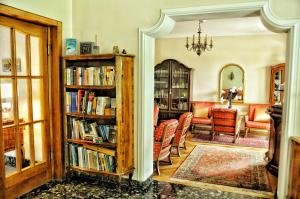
[[0, 0, 72, 39], [155, 34, 287, 103]]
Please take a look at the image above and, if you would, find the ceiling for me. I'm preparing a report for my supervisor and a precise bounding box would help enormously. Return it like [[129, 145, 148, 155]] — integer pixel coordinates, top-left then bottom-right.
[[163, 17, 278, 38]]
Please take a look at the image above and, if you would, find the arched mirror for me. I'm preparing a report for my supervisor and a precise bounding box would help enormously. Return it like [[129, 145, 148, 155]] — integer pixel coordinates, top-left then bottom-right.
[[219, 63, 245, 102]]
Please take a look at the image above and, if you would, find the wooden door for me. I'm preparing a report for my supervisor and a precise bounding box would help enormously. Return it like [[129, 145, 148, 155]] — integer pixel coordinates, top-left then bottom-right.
[[0, 15, 51, 198]]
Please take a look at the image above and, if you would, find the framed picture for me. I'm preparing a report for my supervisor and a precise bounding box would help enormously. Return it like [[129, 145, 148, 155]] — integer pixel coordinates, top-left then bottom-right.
[[80, 42, 94, 55], [2, 58, 11, 72], [65, 38, 78, 55], [2, 58, 22, 72]]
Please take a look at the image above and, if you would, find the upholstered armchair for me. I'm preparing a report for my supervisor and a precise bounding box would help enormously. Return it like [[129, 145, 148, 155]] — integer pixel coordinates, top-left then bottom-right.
[[172, 112, 193, 157], [191, 102, 215, 133], [245, 104, 271, 137], [154, 104, 159, 129], [153, 119, 179, 175], [211, 108, 241, 143]]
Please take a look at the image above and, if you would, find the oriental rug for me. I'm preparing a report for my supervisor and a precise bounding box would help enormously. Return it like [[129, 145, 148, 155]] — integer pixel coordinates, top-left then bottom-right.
[[192, 133, 268, 149], [171, 145, 271, 192]]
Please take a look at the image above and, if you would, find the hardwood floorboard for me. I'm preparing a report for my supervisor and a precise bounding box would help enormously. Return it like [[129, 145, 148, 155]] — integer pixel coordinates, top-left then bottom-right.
[[153, 132, 277, 199]]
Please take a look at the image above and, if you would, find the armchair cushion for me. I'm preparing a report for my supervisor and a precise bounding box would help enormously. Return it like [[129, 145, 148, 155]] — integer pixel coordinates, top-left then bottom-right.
[[192, 102, 215, 117], [193, 106, 209, 118], [245, 121, 271, 130], [191, 117, 212, 125], [249, 104, 270, 121], [254, 107, 271, 123]]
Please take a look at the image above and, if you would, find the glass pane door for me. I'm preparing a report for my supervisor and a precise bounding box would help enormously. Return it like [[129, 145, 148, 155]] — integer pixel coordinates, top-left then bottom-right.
[[171, 63, 189, 111], [154, 63, 169, 110], [0, 15, 50, 184]]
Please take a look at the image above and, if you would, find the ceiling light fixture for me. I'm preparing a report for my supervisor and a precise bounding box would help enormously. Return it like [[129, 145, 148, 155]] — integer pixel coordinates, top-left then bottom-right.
[[185, 20, 213, 56]]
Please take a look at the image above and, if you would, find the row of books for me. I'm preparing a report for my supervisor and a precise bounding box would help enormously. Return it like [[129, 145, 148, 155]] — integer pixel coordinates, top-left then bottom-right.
[[65, 66, 115, 86], [68, 118, 116, 143], [69, 144, 115, 172], [66, 90, 116, 115]]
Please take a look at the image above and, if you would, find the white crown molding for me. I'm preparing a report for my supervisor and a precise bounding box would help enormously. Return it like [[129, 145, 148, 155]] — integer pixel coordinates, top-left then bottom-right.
[[138, 2, 300, 199]]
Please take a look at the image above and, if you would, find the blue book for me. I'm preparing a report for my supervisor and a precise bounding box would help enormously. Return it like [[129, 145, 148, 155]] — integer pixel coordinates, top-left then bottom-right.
[[71, 92, 78, 112]]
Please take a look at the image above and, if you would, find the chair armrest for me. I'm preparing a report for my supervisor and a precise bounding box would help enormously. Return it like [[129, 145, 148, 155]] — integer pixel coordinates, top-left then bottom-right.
[[245, 115, 249, 122], [235, 115, 243, 135]]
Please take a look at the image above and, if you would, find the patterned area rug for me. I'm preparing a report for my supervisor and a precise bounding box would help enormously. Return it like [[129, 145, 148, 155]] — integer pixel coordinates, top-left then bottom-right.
[[172, 145, 271, 192], [192, 133, 269, 148]]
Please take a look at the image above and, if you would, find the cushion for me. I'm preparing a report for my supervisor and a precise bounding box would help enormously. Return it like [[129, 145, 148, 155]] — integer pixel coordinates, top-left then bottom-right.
[[246, 121, 271, 130], [191, 117, 212, 125], [254, 107, 271, 123], [193, 106, 209, 118]]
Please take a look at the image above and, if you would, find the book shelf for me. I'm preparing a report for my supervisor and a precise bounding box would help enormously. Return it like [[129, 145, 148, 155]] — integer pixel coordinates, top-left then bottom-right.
[[63, 54, 134, 182]]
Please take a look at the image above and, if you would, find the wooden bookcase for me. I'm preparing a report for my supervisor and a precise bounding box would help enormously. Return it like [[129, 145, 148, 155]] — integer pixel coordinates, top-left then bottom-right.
[[62, 54, 134, 181]]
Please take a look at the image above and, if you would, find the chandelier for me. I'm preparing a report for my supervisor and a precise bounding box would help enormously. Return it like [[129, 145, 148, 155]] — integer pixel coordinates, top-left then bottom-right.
[[185, 20, 213, 56]]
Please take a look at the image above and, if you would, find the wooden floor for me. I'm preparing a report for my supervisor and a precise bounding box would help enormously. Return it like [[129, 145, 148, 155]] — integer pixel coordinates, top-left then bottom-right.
[[153, 132, 277, 199]]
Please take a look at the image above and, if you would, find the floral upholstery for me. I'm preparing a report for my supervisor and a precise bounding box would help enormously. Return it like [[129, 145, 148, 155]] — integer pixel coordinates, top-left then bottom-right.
[[154, 104, 159, 128], [172, 112, 193, 156], [153, 119, 179, 175], [211, 108, 240, 143], [245, 104, 271, 137]]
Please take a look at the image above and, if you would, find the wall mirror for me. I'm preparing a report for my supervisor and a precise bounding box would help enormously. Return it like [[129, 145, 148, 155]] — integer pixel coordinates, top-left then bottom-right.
[[219, 63, 245, 102]]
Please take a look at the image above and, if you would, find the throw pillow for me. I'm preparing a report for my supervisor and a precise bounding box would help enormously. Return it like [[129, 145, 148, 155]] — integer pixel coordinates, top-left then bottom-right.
[[193, 106, 209, 118], [254, 107, 271, 122]]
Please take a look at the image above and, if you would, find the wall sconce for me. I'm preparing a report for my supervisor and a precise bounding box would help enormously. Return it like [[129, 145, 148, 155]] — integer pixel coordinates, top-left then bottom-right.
[[229, 72, 234, 80]]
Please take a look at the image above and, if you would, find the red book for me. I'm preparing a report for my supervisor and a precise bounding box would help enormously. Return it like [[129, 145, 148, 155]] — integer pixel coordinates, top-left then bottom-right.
[[77, 89, 85, 113]]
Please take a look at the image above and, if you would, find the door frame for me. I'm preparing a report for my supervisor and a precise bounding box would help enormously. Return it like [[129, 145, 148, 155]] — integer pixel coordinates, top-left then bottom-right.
[[138, 1, 300, 199], [0, 3, 63, 198]]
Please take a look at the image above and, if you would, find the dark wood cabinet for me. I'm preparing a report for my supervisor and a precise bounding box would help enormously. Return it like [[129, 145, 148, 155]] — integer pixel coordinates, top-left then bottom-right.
[[266, 105, 282, 175], [154, 59, 191, 120], [270, 63, 285, 105]]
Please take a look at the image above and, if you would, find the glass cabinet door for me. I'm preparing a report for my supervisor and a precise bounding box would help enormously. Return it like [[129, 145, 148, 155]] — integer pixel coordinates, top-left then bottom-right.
[[170, 63, 189, 111], [154, 63, 169, 110], [273, 68, 284, 105], [271, 63, 285, 105]]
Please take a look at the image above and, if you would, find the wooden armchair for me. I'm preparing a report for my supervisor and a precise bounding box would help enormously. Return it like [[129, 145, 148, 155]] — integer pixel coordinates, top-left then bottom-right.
[[153, 119, 179, 175], [211, 108, 241, 143], [245, 104, 271, 137], [172, 112, 193, 156]]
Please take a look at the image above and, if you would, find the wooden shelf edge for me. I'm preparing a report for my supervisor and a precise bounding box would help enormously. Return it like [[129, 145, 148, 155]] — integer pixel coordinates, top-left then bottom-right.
[[64, 85, 116, 90], [66, 112, 116, 119], [69, 166, 119, 176], [69, 166, 135, 176], [63, 53, 135, 60], [67, 139, 116, 148]]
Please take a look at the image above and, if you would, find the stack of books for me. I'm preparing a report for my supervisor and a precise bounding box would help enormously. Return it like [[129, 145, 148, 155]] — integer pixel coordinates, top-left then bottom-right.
[[66, 91, 116, 116], [68, 118, 116, 143], [65, 66, 115, 86], [69, 144, 115, 172]]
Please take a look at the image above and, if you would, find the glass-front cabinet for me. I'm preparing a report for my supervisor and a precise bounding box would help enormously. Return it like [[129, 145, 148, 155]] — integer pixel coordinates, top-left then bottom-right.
[[154, 59, 191, 120], [270, 63, 285, 105]]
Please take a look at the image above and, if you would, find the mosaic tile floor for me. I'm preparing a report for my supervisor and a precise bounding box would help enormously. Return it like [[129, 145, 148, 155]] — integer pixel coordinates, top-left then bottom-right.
[[21, 176, 264, 199]]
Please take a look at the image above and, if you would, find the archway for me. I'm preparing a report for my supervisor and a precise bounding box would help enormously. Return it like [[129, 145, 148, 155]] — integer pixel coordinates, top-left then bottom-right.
[[137, 1, 300, 198]]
